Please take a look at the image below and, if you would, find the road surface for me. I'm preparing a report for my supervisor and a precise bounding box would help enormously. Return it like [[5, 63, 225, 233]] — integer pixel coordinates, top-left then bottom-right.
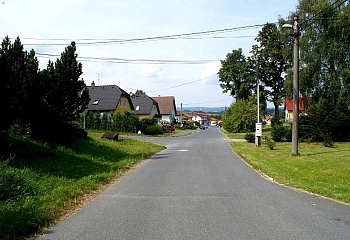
[[39, 127, 350, 239]]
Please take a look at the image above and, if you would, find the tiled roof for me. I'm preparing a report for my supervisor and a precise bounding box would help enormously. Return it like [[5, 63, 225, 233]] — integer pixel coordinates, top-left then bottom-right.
[[177, 111, 192, 118], [151, 96, 176, 115], [86, 85, 133, 111], [285, 98, 306, 111], [131, 95, 159, 115]]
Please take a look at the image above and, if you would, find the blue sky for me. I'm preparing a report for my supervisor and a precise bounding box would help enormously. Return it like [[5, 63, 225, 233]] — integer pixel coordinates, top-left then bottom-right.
[[0, 0, 298, 108]]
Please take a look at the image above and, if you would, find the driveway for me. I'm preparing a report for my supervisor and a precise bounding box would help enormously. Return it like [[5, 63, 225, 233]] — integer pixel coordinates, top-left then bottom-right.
[[39, 127, 350, 239]]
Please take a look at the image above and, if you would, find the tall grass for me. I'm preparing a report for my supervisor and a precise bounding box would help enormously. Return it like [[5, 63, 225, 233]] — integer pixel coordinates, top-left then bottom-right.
[[0, 131, 164, 239]]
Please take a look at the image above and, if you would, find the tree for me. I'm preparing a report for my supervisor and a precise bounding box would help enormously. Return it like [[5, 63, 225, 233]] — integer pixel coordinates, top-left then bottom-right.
[[135, 89, 146, 96], [218, 48, 255, 101], [0, 37, 42, 132], [289, 0, 350, 142], [294, 0, 350, 100], [253, 23, 288, 124], [223, 97, 257, 133], [33, 42, 89, 141]]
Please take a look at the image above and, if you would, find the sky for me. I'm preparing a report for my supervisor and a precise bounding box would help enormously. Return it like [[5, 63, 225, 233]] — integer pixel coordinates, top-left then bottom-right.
[[0, 0, 298, 109]]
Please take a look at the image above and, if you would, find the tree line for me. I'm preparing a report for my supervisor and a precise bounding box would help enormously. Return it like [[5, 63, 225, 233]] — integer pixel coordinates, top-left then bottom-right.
[[218, 0, 350, 143], [0, 37, 89, 147]]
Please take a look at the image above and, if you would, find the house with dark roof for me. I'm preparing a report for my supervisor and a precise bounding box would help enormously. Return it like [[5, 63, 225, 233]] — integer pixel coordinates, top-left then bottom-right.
[[151, 96, 177, 125], [131, 94, 161, 119], [86, 82, 134, 115]]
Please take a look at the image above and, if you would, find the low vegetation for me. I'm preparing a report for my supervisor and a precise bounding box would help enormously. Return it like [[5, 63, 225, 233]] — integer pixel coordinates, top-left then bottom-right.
[[229, 140, 350, 204], [0, 131, 165, 239]]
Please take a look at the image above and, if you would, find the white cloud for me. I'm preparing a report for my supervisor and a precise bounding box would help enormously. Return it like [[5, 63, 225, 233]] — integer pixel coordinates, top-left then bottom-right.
[[141, 64, 164, 78], [201, 61, 221, 84]]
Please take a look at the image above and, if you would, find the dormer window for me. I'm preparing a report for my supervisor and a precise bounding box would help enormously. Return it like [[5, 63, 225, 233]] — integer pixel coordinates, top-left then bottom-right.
[[92, 99, 100, 105]]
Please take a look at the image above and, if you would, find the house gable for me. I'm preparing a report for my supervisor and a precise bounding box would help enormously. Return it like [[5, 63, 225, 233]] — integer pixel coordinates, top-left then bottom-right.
[[87, 84, 134, 113], [131, 95, 160, 118], [151, 96, 176, 124]]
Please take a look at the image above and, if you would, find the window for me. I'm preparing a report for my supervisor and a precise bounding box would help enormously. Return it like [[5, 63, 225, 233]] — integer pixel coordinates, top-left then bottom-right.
[[119, 98, 128, 108], [123, 99, 127, 108], [92, 99, 100, 105]]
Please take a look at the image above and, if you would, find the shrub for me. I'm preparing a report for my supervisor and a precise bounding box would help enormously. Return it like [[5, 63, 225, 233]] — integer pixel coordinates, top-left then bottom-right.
[[138, 118, 158, 133], [323, 134, 334, 147], [244, 133, 255, 143], [267, 138, 276, 150], [271, 125, 292, 142], [144, 125, 163, 135]]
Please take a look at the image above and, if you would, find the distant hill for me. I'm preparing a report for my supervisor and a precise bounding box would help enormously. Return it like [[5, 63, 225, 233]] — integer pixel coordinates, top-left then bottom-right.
[[267, 107, 284, 116], [177, 107, 284, 115], [177, 107, 226, 113]]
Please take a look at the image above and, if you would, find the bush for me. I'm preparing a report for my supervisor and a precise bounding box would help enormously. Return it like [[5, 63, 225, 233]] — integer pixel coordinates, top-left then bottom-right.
[[323, 134, 334, 147], [138, 118, 158, 133], [144, 125, 163, 135], [271, 125, 292, 142], [244, 133, 255, 143], [267, 138, 276, 150]]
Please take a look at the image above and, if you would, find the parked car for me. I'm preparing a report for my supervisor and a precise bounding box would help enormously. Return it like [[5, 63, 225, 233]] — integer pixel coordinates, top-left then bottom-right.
[[163, 125, 175, 132], [199, 125, 206, 130]]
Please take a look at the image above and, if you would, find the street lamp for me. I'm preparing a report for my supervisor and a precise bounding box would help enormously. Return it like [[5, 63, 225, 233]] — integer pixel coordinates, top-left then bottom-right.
[[283, 16, 300, 155]]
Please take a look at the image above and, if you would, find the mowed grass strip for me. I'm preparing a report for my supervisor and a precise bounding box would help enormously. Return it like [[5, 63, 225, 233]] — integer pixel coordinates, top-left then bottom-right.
[[230, 141, 350, 204], [0, 131, 165, 239]]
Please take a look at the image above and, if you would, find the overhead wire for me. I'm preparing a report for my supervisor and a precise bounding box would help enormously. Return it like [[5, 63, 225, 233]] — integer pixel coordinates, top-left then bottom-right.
[[147, 75, 217, 93], [20, 24, 264, 47], [36, 53, 220, 64]]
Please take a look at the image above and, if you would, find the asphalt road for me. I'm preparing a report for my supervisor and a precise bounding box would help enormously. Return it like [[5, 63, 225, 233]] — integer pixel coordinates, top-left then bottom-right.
[[39, 127, 350, 240]]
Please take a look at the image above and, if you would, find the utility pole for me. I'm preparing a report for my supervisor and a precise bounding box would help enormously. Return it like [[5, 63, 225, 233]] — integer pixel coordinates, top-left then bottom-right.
[[283, 16, 300, 155], [292, 16, 300, 155], [180, 103, 183, 126]]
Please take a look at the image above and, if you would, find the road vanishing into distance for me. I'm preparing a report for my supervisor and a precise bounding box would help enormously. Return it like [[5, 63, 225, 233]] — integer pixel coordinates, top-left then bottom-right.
[[39, 127, 350, 240]]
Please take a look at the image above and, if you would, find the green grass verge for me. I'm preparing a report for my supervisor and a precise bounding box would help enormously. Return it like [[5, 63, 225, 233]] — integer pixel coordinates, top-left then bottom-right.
[[221, 129, 248, 139], [0, 131, 165, 239], [230, 141, 350, 204]]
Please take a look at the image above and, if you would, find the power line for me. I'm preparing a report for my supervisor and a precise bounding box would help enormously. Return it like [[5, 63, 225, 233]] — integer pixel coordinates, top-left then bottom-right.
[[24, 35, 257, 47], [19, 24, 264, 47], [147, 75, 217, 93], [36, 53, 220, 64]]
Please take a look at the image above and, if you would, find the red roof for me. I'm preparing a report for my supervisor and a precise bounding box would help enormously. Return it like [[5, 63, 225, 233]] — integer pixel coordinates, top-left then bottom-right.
[[285, 98, 306, 111]]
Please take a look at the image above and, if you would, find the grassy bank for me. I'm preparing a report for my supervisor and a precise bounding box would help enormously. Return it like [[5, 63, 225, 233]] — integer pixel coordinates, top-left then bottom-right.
[[230, 140, 350, 204], [0, 131, 165, 239]]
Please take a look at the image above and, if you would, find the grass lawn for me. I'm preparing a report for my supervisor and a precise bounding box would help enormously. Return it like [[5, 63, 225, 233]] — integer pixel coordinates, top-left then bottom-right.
[[0, 131, 165, 239], [230, 140, 350, 204], [221, 129, 248, 139]]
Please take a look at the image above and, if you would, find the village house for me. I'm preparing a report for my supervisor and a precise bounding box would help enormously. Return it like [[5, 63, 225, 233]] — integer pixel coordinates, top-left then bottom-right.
[[151, 96, 177, 126], [131, 94, 161, 121], [285, 98, 306, 122], [86, 81, 134, 116]]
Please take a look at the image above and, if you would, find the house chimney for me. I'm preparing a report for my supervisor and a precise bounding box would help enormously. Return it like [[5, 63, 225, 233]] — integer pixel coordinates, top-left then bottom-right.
[[91, 81, 95, 87]]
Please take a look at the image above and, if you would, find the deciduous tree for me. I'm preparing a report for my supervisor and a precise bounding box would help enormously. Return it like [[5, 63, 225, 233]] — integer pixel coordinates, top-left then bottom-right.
[[253, 23, 288, 124], [218, 49, 255, 101]]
